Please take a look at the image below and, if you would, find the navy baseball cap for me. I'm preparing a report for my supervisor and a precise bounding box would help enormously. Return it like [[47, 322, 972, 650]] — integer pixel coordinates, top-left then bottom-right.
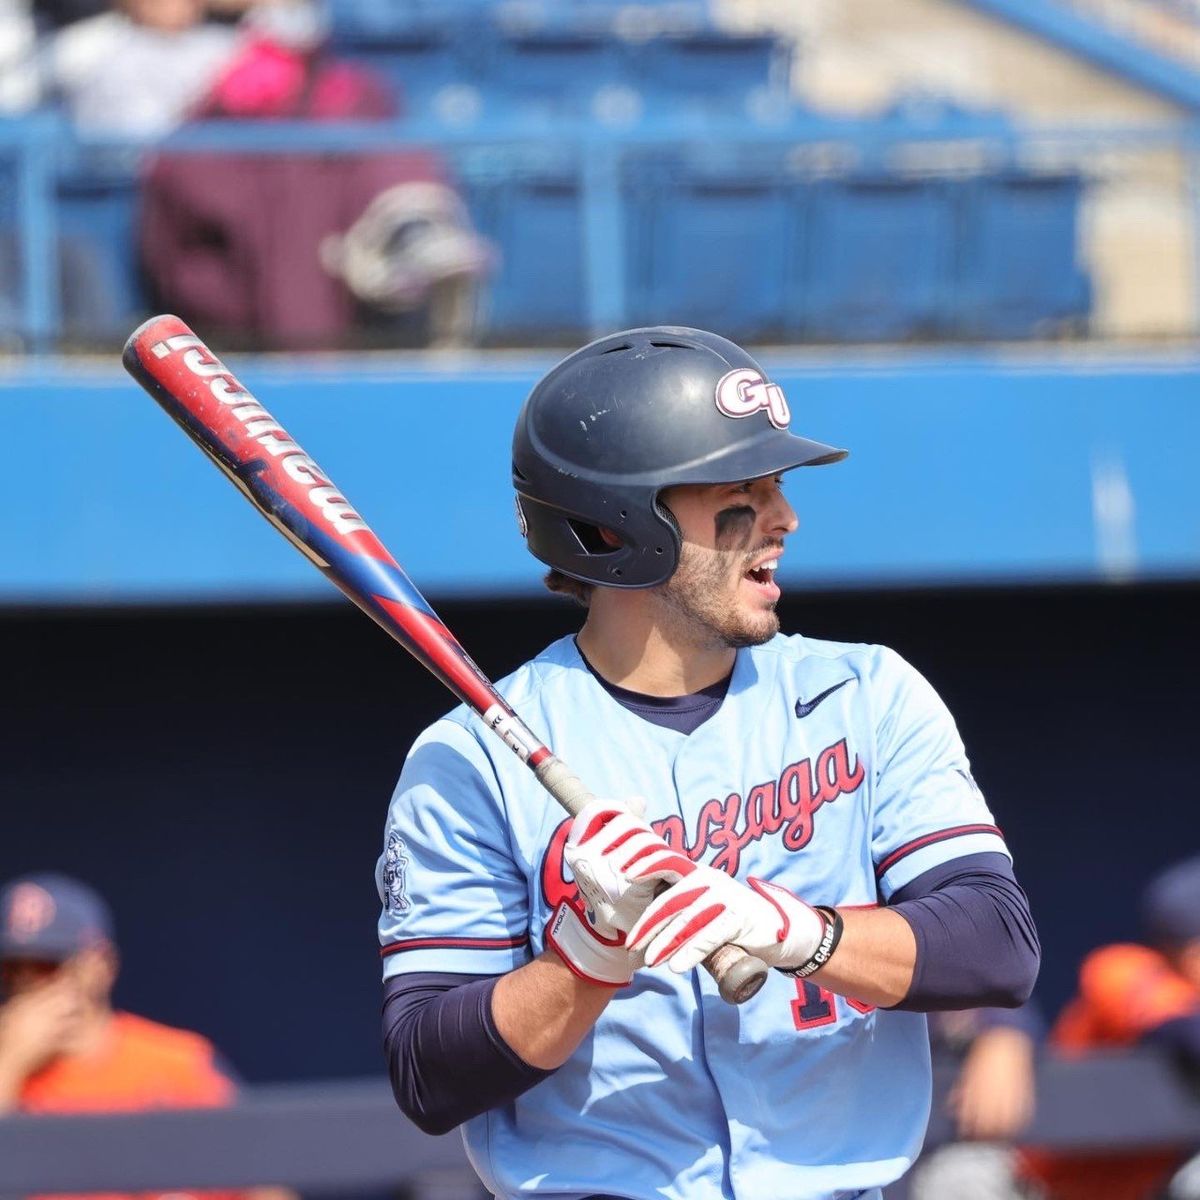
[[0, 873, 114, 962], [1141, 856, 1200, 947]]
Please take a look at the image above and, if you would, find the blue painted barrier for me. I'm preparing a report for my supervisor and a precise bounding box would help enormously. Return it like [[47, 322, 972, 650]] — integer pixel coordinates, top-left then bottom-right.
[[4, 352, 1198, 603]]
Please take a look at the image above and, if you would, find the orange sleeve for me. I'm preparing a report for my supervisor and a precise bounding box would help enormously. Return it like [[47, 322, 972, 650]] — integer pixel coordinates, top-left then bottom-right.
[[1073, 944, 1199, 1044]]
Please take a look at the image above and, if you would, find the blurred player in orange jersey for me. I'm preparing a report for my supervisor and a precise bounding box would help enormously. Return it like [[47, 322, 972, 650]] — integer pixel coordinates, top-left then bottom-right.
[[0, 872, 293, 1200], [1020, 855, 1200, 1200], [908, 1005, 1041, 1200]]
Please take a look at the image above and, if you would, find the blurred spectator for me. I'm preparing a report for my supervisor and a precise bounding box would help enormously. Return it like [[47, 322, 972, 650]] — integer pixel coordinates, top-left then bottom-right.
[[1018, 855, 1200, 1200], [0, 0, 38, 113], [138, 13, 493, 349], [1169, 1151, 1200, 1200], [909, 1007, 1040, 1200], [44, 0, 317, 138], [31, 0, 105, 31], [32, 0, 285, 31], [0, 871, 289, 1200]]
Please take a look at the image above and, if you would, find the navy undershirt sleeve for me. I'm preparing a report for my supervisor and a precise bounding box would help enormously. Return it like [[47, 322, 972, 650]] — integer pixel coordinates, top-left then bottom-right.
[[382, 971, 551, 1135], [887, 852, 1041, 1012]]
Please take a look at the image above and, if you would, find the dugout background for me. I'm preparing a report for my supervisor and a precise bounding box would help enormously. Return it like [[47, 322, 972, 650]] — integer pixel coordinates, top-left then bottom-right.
[[5, 581, 1196, 1084]]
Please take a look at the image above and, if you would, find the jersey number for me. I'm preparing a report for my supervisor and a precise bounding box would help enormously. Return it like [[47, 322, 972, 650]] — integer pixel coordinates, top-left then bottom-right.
[[791, 980, 875, 1031]]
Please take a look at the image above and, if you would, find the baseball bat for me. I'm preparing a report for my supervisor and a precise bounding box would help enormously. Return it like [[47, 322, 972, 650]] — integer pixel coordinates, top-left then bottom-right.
[[123, 314, 768, 1006]]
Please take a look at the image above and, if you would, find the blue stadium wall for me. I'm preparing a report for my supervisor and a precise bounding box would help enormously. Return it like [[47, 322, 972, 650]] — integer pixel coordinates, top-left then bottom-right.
[[4, 353, 1198, 1084], [6, 351, 1199, 600]]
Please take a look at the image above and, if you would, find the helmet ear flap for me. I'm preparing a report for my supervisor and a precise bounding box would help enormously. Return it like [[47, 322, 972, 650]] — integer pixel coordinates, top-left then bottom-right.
[[653, 491, 682, 562]]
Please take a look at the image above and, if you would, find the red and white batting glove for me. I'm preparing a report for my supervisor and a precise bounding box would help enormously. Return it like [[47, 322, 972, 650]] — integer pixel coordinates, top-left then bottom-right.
[[544, 900, 636, 987], [546, 798, 696, 988], [626, 868, 828, 976], [563, 797, 695, 934]]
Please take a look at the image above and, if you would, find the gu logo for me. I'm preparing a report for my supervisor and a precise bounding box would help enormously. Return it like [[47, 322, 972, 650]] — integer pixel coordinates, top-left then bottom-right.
[[6, 883, 55, 940], [715, 368, 791, 431]]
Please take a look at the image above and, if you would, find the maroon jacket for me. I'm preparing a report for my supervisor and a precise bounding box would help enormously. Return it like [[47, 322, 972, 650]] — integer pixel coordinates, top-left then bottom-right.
[[139, 39, 447, 348]]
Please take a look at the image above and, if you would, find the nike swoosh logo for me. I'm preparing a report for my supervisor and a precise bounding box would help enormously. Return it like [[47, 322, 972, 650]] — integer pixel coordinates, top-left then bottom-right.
[[794, 678, 854, 718]]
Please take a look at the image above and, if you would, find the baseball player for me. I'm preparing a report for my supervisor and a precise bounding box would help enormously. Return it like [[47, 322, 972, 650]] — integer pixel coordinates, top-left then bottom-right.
[[376, 328, 1040, 1200]]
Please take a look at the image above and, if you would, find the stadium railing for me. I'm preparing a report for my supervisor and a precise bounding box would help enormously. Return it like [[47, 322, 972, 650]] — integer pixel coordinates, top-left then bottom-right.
[[0, 1050, 1196, 1198], [0, 108, 1194, 350]]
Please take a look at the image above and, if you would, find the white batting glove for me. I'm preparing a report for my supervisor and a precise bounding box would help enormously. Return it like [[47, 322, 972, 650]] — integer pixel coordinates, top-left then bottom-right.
[[562, 798, 696, 935], [626, 868, 828, 976], [545, 900, 638, 987]]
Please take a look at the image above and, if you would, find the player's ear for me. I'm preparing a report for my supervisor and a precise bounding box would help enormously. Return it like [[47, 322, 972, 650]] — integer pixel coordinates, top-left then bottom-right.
[[598, 528, 622, 548]]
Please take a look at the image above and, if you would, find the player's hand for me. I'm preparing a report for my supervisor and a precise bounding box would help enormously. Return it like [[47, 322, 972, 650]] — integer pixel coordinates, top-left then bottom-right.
[[563, 798, 695, 935], [545, 900, 640, 988], [948, 1026, 1036, 1140], [0, 976, 79, 1077], [549, 798, 695, 989], [627, 868, 827, 975]]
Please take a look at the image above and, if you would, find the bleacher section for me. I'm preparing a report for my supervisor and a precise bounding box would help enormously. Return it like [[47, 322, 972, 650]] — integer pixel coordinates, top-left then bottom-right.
[[960, 0, 1200, 110], [0, 7, 1095, 350]]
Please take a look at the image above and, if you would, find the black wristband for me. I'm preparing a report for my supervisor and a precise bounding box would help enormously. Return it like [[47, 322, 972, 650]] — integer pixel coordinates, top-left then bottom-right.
[[776, 906, 844, 979]]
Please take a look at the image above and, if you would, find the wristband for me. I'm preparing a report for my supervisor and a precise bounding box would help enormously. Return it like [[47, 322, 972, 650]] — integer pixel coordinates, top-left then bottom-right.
[[776, 906, 844, 979]]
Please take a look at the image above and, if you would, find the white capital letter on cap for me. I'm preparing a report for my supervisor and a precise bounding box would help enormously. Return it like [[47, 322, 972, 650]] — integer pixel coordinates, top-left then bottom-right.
[[714, 368, 791, 430]]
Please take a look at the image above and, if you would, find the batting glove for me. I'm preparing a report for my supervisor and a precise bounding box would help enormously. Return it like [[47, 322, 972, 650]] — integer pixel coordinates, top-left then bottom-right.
[[563, 798, 696, 935], [545, 900, 637, 988], [547, 798, 697, 989], [626, 868, 829, 976]]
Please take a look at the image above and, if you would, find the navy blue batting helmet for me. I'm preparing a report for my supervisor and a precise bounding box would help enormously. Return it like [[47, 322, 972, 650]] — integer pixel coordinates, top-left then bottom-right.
[[512, 327, 847, 588]]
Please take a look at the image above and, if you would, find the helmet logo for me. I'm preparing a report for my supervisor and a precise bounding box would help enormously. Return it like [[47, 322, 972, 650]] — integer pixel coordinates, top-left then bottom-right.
[[514, 495, 529, 539], [6, 883, 55, 940], [714, 369, 791, 430]]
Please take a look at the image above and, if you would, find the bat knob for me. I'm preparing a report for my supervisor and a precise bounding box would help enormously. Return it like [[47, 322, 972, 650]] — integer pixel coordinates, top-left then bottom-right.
[[705, 944, 769, 1005]]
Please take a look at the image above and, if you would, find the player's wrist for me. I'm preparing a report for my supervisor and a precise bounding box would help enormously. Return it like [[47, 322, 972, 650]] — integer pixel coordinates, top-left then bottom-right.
[[545, 901, 635, 988], [774, 906, 844, 979], [744, 877, 830, 970]]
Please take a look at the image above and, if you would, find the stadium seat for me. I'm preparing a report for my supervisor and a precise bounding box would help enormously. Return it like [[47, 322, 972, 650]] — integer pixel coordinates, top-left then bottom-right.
[[332, 24, 471, 117], [954, 171, 1091, 338], [464, 163, 587, 337], [482, 28, 629, 114], [633, 32, 790, 114], [0, 157, 23, 338], [54, 164, 146, 343], [794, 174, 957, 341], [623, 154, 793, 337], [326, 0, 478, 39]]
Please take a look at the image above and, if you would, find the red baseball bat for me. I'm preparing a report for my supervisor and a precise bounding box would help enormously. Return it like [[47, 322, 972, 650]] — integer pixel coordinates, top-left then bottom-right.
[[122, 315, 768, 1006]]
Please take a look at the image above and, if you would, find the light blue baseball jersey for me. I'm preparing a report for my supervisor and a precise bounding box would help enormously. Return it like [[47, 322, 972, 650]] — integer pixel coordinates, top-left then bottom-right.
[[376, 632, 1008, 1200]]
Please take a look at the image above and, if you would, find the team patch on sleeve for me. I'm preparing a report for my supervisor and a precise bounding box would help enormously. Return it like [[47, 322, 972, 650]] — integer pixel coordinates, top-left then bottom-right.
[[382, 831, 412, 916]]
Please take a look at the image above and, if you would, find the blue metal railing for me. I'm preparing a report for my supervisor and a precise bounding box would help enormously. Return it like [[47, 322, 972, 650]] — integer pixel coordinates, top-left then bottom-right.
[[3, 107, 1199, 352]]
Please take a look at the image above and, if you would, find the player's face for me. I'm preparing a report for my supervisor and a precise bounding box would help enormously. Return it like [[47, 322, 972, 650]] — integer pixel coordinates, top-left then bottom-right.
[[657, 475, 798, 648], [1, 957, 65, 999]]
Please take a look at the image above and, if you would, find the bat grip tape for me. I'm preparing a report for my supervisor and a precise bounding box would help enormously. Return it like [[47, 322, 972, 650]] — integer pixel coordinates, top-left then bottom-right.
[[534, 756, 595, 817]]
